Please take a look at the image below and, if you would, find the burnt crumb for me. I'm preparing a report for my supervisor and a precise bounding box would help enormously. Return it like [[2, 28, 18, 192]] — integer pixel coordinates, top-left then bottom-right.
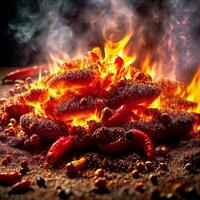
[[20, 167, 29, 175], [131, 169, 139, 178], [149, 174, 158, 185], [56, 187, 71, 200], [36, 177, 46, 188]]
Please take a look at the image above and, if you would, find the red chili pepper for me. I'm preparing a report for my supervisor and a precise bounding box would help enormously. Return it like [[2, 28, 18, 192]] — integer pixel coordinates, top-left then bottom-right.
[[0, 172, 22, 185], [98, 138, 129, 153], [46, 136, 73, 165], [114, 56, 124, 74], [9, 180, 32, 194], [2, 64, 48, 83], [130, 129, 155, 160], [105, 104, 132, 126], [43, 99, 57, 119]]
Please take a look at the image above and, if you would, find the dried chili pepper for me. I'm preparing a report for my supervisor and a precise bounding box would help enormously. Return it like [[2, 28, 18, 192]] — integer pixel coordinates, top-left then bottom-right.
[[114, 56, 124, 76], [70, 157, 87, 171], [9, 179, 32, 194], [2, 64, 48, 83], [98, 138, 129, 153], [129, 129, 155, 160], [0, 172, 22, 185], [46, 136, 73, 165], [105, 104, 132, 126]]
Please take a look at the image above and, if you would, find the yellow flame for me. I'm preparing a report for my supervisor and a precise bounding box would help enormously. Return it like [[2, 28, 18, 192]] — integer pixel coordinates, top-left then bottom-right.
[[26, 102, 46, 117], [186, 68, 200, 113], [23, 33, 200, 128]]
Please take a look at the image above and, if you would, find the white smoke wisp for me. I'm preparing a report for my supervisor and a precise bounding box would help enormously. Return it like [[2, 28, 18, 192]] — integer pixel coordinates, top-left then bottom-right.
[[9, 0, 200, 81]]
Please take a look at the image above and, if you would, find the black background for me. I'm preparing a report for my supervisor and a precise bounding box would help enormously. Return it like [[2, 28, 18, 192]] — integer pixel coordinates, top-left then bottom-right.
[[0, 0, 18, 67], [0, 0, 166, 67]]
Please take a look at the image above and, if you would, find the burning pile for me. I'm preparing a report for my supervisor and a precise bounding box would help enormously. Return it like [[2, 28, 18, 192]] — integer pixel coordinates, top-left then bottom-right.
[[0, 34, 200, 166]]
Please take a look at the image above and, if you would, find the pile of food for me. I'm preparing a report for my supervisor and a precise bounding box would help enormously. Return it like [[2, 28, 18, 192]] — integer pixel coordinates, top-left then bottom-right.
[[0, 36, 200, 198]]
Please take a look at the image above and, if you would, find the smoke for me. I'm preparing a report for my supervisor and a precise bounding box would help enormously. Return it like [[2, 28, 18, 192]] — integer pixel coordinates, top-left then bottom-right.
[[9, 0, 200, 81], [168, 0, 200, 82]]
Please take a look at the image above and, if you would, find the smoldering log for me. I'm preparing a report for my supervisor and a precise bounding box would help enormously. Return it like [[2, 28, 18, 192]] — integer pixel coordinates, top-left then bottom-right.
[[106, 80, 161, 108], [160, 96, 197, 111], [48, 68, 98, 88], [20, 114, 68, 142]]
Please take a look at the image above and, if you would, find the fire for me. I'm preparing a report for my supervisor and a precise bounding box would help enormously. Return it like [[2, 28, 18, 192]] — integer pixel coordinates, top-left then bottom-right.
[[25, 33, 200, 128], [186, 68, 200, 113]]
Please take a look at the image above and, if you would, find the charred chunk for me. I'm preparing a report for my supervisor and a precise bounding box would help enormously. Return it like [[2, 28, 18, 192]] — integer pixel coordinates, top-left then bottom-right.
[[48, 68, 97, 88], [107, 80, 161, 108]]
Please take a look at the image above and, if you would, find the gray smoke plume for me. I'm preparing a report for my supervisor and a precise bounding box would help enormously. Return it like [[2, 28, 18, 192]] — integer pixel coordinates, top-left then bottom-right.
[[9, 0, 200, 82]]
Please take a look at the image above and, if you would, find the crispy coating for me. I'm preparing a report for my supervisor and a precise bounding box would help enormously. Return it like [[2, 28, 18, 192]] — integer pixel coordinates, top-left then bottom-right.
[[20, 114, 67, 142], [48, 68, 97, 88], [107, 80, 161, 108], [55, 95, 97, 116], [54, 96, 99, 122]]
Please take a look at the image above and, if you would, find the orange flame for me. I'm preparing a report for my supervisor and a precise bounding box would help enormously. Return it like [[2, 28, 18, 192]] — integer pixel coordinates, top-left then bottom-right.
[[25, 33, 200, 128], [186, 68, 200, 113]]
